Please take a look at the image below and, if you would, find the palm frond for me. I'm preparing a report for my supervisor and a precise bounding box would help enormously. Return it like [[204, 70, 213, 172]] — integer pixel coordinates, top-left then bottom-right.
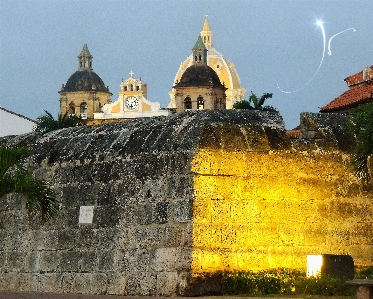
[[0, 146, 30, 179], [0, 145, 58, 221]]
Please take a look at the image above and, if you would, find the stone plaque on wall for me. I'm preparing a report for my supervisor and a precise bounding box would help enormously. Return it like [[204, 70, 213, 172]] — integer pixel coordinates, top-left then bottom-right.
[[79, 206, 94, 224]]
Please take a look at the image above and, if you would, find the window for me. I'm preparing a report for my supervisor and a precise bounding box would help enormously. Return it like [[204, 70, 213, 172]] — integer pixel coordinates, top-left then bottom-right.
[[68, 102, 76, 115], [184, 97, 192, 110], [197, 96, 204, 110], [80, 102, 88, 119]]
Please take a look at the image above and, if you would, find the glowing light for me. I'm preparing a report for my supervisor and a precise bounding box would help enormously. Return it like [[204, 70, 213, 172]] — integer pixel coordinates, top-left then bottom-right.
[[277, 19, 356, 93], [307, 255, 323, 277], [328, 28, 356, 55], [277, 20, 326, 94]]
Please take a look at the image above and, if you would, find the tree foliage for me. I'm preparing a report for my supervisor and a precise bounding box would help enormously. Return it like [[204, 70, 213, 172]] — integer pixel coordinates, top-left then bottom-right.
[[348, 103, 373, 182], [0, 145, 58, 221], [233, 92, 277, 112], [34, 110, 86, 134]]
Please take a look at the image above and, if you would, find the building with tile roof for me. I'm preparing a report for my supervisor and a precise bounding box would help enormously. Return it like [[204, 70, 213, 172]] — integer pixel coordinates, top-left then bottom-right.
[[168, 17, 246, 110], [320, 65, 373, 113], [0, 107, 37, 137]]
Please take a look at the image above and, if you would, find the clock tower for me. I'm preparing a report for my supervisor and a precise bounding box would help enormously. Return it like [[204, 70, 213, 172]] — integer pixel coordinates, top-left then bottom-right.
[[118, 71, 147, 112], [94, 72, 170, 119]]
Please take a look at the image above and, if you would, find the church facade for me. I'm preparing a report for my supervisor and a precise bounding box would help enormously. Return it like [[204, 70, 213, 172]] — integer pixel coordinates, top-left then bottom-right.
[[94, 72, 170, 119], [59, 44, 112, 119], [168, 17, 246, 109]]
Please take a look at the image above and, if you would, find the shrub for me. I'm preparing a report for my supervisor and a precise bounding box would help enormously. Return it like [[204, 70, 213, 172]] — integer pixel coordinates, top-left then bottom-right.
[[222, 268, 356, 296]]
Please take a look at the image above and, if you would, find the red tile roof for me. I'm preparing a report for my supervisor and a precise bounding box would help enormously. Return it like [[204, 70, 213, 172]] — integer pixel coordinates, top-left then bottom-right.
[[320, 65, 373, 113]]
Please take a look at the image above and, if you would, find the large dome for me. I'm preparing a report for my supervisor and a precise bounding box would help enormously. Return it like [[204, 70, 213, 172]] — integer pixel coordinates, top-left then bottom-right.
[[61, 70, 110, 93], [168, 17, 246, 109], [175, 64, 224, 88]]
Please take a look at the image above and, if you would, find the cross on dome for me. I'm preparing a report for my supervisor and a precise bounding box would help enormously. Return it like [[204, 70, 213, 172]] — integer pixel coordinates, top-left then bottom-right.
[[129, 70, 134, 78]]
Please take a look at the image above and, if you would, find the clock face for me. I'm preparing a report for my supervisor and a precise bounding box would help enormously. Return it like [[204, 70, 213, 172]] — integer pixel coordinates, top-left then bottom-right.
[[125, 96, 139, 110]]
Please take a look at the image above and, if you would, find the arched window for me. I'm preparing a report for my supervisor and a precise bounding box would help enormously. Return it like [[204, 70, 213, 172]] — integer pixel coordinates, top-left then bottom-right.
[[68, 102, 76, 115], [197, 96, 204, 110], [184, 97, 192, 110], [80, 102, 88, 119]]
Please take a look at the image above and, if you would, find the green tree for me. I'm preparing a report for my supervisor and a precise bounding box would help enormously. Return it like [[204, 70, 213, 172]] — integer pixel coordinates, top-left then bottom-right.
[[349, 103, 373, 182], [233, 92, 277, 112], [0, 145, 58, 221], [34, 110, 86, 134]]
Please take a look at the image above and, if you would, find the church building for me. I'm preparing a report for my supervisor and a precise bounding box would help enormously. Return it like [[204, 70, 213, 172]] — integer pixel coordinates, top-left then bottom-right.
[[168, 17, 246, 109], [59, 44, 112, 119], [94, 72, 170, 119], [173, 36, 227, 113]]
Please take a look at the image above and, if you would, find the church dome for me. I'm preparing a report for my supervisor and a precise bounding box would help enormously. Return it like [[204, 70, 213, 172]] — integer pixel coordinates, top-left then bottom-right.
[[175, 64, 224, 88], [61, 70, 110, 93], [168, 17, 246, 109]]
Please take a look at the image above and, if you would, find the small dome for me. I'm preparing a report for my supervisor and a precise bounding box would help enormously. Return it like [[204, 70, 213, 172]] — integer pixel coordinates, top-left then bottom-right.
[[61, 70, 110, 93], [175, 64, 224, 88]]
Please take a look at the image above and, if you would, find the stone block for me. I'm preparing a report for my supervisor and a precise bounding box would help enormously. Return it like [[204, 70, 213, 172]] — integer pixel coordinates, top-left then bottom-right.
[[118, 248, 150, 274], [59, 251, 81, 272], [126, 272, 156, 295], [136, 203, 153, 225], [6, 251, 27, 272], [73, 273, 92, 294], [58, 229, 80, 250], [0, 250, 6, 272], [90, 273, 108, 294], [97, 250, 115, 271], [153, 200, 169, 224], [41, 273, 63, 293], [106, 272, 127, 295], [24, 251, 40, 273], [156, 271, 178, 296], [39, 251, 61, 273], [151, 248, 177, 272], [172, 198, 192, 222]]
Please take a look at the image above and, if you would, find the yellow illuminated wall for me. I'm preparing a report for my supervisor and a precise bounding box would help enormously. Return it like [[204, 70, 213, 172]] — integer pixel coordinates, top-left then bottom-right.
[[191, 148, 373, 274]]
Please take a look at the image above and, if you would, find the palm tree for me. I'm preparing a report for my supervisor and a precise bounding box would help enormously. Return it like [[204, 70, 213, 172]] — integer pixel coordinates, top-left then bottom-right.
[[349, 103, 373, 183], [233, 92, 277, 112], [0, 145, 58, 221], [34, 110, 86, 134]]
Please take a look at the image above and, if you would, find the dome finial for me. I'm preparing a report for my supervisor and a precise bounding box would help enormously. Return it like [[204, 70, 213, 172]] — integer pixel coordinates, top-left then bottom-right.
[[78, 44, 93, 71]]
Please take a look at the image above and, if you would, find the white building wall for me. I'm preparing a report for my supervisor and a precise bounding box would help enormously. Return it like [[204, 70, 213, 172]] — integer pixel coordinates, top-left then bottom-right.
[[0, 108, 36, 137]]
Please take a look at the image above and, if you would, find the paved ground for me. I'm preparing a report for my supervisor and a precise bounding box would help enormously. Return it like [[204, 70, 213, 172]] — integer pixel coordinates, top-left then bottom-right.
[[0, 292, 302, 299]]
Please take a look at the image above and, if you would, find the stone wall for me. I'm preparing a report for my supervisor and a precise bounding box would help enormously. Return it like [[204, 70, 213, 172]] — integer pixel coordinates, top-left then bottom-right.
[[0, 110, 372, 296]]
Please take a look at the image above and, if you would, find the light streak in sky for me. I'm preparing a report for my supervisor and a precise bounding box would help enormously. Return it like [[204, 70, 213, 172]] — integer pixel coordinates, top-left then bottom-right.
[[277, 20, 356, 94], [328, 28, 356, 55]]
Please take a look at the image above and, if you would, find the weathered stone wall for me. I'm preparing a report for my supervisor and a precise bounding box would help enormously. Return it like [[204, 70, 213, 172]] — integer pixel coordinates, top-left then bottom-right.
[[0, 110, 372, 296]]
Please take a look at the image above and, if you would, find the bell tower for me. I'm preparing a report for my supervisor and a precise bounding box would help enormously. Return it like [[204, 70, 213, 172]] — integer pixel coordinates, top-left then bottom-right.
[[78, 44, 93, 71], [192, 36, 208, 65], [200, 15, 213, 49]]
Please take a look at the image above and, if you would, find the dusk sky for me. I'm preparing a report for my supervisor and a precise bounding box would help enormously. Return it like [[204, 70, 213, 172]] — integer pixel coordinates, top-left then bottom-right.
[[0, 0, 372, 129]]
